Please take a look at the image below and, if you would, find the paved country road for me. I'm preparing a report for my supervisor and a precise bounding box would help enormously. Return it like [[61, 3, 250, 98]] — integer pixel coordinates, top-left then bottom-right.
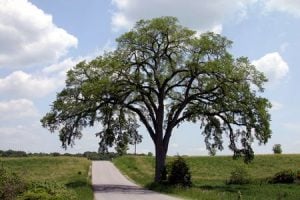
[[92, 161, 180, 200]]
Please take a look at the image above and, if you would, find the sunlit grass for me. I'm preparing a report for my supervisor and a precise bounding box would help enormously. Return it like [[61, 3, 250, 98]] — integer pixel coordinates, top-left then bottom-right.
[[0, 156, 93, 200], [114, 154, 300, 200]]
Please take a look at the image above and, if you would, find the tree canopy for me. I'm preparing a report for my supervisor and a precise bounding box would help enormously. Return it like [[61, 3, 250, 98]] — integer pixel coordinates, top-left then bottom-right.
[[41, 16, 271, 182]]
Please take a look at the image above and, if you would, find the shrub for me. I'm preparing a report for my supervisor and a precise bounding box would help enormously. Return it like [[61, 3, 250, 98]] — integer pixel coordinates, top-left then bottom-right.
[[272, 144, 282, 154], [0, 166, 26, 200], [296, 170, 300, 180], [167, 156, 192, 187], [271, 170, 295, 184], [147, 152, 153, 156], [227, 166, 251, 185]]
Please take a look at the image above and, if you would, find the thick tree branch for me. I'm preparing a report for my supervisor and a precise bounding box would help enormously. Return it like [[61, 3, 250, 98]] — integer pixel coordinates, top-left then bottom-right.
[[125, 104, 156, 141]]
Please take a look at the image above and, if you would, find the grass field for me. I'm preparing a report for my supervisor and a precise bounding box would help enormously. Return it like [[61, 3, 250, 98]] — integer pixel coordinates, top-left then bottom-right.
[[0, 156, 93, 199], [113, 154, 300, 200]]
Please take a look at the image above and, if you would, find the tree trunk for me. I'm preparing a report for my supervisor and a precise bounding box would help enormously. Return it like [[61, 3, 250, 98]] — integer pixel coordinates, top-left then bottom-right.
[[154, 92, 168, 182], [154, 141, 167, 182]]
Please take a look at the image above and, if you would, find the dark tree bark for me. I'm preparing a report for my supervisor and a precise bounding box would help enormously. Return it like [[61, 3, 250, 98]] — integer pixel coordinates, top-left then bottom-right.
[[154, 138, 167, 182]]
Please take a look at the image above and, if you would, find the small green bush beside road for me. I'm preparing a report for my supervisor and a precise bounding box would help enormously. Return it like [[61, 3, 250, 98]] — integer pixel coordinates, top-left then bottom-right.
[[167, 156, 192, 187]]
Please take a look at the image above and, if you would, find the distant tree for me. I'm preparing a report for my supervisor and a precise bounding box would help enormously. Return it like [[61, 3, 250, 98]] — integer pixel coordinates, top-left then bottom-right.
[[51, 152, 60, 156], [273, 144, 282, 154], [0, 150, 27, 157], [41, 17, 272, 182], [147, 152, 153, 157]]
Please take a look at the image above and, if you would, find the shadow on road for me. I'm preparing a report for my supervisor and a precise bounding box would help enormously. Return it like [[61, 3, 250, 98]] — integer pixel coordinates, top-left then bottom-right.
[[93, 184, 155, 194]]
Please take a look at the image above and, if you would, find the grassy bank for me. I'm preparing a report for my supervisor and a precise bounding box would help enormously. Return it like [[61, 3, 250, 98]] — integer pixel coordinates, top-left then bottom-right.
[[0, 156, 93, 199], [113, 154, 300, 200]]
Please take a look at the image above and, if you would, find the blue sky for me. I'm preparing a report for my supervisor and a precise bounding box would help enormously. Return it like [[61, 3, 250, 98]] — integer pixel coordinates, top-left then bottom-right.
[[0, 0, 299, 155]]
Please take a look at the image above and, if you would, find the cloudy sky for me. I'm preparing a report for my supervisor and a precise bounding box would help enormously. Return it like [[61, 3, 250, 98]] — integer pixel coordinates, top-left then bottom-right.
[[0, 0, 299, 155]]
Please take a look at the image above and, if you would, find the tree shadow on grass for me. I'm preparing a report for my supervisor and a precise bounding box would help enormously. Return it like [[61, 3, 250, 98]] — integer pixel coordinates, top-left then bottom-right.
[[65, 180, 88, 188]]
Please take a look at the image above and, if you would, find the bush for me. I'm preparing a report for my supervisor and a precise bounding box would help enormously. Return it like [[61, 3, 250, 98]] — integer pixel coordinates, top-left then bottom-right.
[[270, 170, 295, 184], [167, 156, 192, 187], [18, 182, 76, 200], [272, 144, 282, 154], [0, 166, 26, 200], [227, 166, 251, 185], [147, 152, 153, 156], [296, 170, 300, 180]]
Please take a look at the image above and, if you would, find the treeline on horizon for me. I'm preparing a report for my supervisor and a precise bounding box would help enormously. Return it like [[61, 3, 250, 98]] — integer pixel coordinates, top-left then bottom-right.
[[0, 149, 149, 160]]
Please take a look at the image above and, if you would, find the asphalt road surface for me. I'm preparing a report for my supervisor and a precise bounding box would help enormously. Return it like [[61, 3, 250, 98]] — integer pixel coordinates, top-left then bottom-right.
[[92, 161, 180, 200]]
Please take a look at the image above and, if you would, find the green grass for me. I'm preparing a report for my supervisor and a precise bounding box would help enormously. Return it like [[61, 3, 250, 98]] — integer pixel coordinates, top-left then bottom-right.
[[113, 154, 300, 200], [0, 156, 93, 199]]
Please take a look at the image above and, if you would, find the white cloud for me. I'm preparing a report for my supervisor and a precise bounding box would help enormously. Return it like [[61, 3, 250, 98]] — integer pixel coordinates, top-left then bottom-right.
[[43, 57, 83, 77], [111, 12, 132, 32], [0, 41, 116, 100], [111, 0, 257, 33], [42, 56, 96, 87], [0, 71, 57, 98], [0, 99, 38, 120], [43, 41, 115, 77], [0, 0, 77, 68], [264, 0, 300, 17], [252, 52, 289, 85]]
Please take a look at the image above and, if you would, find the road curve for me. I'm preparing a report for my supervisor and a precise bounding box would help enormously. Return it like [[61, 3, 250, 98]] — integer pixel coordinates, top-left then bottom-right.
[[92, 161, 180, 200]]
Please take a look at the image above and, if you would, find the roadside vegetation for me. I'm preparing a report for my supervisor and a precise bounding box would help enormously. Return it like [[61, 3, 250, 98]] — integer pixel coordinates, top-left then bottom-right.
[[0, 156, 93, 200], [113, 154, 300, 200]]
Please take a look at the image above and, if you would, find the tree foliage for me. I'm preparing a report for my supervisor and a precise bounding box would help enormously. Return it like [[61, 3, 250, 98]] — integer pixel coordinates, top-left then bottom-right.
[[272, 144, 282, 154], [41, 16, 271, 181]]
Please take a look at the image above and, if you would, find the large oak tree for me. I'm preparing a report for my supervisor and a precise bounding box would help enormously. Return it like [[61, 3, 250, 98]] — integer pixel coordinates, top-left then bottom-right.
[[41, 17, 271, 182]]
